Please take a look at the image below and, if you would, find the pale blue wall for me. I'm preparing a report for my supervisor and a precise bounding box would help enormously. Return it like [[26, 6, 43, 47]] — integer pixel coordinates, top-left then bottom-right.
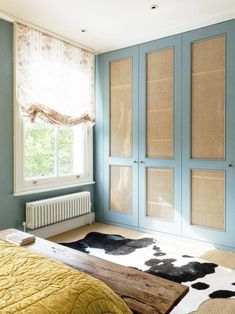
[[0, 19, 94, 230]]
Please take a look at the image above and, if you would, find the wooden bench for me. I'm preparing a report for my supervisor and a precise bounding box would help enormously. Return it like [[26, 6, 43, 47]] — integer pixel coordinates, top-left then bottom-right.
[[0, 229, 188, 314]]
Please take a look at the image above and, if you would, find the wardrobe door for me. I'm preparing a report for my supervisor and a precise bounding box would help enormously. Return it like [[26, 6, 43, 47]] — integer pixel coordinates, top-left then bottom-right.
[[182, 21, 235, 247], [139, 35, 182, 234], [103, 47, 139, 226]]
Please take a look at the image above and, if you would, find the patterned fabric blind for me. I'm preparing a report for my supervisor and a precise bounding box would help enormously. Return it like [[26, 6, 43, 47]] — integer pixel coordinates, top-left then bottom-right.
[[15, 23, 95, 126]]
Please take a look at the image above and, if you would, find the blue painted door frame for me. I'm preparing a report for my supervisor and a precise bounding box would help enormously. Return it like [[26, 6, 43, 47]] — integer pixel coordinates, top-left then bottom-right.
[[182, 20, 235, 247], [103, 46, 139, 227], [138, 35, 182, 235]]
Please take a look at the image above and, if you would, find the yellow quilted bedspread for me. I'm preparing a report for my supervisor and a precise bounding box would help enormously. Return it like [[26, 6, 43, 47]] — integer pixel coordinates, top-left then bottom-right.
[[0, 241, 132, 314]]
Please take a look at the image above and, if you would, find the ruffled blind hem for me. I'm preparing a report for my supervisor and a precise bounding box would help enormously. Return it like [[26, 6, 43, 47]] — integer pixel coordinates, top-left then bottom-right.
[[21, 103, 95, 127]]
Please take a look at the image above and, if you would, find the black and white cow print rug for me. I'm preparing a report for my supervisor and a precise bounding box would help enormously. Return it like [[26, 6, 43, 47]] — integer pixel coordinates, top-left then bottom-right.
[[60, 232, 235, 314]]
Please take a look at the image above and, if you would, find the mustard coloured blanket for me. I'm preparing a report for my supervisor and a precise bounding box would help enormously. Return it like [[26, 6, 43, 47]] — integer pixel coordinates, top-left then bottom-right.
[[0, 241, 132, 314]]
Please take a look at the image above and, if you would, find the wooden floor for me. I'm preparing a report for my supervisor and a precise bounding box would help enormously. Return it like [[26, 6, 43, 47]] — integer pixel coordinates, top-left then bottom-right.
[[48, 222, 235, 269]]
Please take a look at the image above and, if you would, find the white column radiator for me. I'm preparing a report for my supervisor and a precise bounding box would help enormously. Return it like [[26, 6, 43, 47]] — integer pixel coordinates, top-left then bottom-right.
[[26, 192, 91, 229]]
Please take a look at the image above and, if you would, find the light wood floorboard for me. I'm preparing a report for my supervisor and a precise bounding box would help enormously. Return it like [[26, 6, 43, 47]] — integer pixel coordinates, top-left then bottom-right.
[[48, 222, 235, 269]]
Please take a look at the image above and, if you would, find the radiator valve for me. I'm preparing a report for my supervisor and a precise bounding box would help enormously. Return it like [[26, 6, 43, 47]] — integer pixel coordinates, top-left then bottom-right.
[[23, 222, 27, 233]]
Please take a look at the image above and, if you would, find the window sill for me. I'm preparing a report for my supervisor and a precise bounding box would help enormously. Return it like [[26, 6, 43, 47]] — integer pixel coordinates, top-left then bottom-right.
[[13, 181, 95, 196]]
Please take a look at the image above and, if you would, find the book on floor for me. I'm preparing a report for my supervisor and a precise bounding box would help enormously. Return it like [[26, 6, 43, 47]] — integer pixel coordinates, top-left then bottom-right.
[[5, 231, 35, 246]]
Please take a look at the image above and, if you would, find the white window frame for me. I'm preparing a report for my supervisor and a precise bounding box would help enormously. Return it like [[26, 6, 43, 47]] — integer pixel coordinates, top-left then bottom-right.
[[13, 47, 94, 196], [14, 103, 94, 195]]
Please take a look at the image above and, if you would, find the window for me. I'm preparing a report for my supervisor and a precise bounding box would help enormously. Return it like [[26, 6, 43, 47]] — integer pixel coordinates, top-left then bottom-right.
[[14, 23, 95, 195], [24, 122, 86, 179]]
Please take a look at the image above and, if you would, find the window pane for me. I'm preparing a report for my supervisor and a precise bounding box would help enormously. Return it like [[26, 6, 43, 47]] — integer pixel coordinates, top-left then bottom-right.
[[24, 122, 55, 179], [58, 125, 85, 176], [58, 128, 73, 175]]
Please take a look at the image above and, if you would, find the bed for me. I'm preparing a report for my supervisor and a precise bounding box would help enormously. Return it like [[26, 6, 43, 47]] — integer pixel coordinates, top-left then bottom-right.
[[0, 241, 131, 314]]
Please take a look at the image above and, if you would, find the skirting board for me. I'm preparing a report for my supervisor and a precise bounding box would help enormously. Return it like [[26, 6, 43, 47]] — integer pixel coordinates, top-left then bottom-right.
[[28, 212, 95, 239]]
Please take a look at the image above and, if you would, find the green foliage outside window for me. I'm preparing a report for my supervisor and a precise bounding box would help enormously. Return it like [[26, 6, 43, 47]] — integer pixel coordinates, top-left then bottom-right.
[[24, 122, 73, 179], [58, 128, 73, 175]]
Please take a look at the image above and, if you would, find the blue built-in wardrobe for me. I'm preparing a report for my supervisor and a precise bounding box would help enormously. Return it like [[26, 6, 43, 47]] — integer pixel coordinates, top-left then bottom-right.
[[95, 19, 235, 250]]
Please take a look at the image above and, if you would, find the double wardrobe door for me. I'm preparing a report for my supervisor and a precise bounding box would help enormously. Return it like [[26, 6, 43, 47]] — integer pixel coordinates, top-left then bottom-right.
[[103, 36, 181, 233], [101, 20, 235, 248]]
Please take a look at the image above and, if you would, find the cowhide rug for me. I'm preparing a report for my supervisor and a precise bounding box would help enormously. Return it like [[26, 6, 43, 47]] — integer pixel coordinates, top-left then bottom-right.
[[60, 232, 235, 314]]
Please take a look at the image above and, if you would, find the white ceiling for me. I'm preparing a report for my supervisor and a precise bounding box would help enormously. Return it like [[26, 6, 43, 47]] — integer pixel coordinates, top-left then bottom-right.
[[0, 0, 235, 53]]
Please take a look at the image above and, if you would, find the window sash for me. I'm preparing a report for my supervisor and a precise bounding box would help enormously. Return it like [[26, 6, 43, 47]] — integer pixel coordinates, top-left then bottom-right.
[[14, 106, 94, 196]]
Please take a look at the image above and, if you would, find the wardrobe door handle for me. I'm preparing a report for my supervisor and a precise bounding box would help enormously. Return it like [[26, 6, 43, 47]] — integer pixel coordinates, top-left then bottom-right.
[[140, 161, 145, 164], [133, 161, 138, 163]]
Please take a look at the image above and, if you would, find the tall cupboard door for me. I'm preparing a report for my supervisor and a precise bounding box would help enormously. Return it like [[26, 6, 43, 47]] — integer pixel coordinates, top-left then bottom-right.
[[182, 21, 235, 247], [103, 47, 139, 226], [138, 35, 182, 234]]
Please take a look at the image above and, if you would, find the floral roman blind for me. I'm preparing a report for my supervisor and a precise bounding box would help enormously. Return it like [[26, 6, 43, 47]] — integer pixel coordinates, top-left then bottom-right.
[[15, 23, 95, 126]]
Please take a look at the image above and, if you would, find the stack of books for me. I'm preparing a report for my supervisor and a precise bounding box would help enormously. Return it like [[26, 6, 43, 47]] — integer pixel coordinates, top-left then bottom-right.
[[5, 231, 35, 246]]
